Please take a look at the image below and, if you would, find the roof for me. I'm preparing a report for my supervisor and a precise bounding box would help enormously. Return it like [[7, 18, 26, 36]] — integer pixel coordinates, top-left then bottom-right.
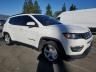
[[9, 13, 43, 18], [11, 13, 42, 16]]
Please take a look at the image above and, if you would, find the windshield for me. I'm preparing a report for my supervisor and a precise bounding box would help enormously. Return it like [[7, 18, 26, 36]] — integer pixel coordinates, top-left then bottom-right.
[[33, 15, 62, 26]]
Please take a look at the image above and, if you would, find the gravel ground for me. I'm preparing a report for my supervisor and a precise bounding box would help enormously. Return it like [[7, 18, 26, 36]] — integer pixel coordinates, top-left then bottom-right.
[[0, 28, 96, 72]]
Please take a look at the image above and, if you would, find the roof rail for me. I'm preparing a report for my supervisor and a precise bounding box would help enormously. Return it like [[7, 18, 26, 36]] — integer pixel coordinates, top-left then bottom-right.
[[11, 13, 24, 16]]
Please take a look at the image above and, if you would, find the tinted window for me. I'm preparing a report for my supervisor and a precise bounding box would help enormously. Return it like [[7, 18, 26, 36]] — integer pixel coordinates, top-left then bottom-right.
[[33, 15, 62, 26], [9, 16, 34, 26]]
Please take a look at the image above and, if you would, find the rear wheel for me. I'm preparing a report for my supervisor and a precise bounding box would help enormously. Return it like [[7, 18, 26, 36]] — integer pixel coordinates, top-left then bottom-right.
[[4, 33, 12, 45], [42, 41, 60, 62]]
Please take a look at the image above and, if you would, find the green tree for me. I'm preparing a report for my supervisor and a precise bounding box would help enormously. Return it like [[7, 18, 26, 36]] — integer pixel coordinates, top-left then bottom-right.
[[23, 0, 33, 13], [33, 0, 41, 14], [23, 0, 28, 13], [53, 3, 66, 17], [70, 4, 77, 11], [53, 11, 62, 17], [62, 3, 66, 12], [46, 4, 53, 16]]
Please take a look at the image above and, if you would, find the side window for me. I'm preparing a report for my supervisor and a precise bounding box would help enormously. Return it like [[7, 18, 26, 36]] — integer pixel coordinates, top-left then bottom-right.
[[9, 16, 35, 26], [20, 16, 34, 26], [9, 17, 18, 25]]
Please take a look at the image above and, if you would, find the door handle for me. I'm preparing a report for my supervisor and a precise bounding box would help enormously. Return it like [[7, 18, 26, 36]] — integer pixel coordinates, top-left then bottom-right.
[[8, 27, 12, 28], [19, 29, 23, 30]]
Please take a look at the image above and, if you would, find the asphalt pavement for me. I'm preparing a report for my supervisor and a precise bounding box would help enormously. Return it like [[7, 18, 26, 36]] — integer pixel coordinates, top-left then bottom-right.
[[0, 28, 96, 72]]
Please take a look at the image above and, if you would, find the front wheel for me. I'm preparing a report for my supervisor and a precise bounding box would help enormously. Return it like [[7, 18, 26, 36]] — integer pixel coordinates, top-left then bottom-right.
[[42, 41, 60, 62]]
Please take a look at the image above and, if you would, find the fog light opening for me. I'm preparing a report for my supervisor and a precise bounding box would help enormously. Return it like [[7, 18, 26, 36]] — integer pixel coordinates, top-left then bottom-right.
[[71, 45, 84, 52]]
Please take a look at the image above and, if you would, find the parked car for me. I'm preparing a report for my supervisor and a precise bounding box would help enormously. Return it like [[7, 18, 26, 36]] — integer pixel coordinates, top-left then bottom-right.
[[0, 20, 6, 26], [57, 8, 96, 33], [2, 14, 93, 62]]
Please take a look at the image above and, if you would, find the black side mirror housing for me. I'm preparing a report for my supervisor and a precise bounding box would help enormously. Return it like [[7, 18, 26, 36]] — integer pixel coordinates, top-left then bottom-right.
[[56, 17, 60, 21]]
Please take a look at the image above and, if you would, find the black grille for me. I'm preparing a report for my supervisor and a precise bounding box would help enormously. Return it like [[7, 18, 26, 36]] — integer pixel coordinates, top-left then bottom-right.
[[81, 32, 92, 39]]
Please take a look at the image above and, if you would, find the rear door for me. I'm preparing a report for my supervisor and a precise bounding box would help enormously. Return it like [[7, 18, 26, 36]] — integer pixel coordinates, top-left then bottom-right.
[[9, 15, 39, 46]]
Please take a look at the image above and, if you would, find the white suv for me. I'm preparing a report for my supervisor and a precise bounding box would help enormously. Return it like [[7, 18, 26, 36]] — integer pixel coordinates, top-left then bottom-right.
[[2, 14, 93, 62]]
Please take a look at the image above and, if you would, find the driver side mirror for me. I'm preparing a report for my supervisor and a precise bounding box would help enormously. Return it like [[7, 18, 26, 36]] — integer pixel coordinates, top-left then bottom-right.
[[56, 17, 60, 21], [27, 22, 35, 26]]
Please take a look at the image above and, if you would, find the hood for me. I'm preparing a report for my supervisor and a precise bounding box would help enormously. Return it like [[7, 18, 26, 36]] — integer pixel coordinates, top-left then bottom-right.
[[46, 24, 89, 33]]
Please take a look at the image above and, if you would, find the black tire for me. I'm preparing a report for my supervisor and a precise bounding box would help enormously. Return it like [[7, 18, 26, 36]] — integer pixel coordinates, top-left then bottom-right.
[[4, 33, 12, 45], [42, 41, 61, 62]]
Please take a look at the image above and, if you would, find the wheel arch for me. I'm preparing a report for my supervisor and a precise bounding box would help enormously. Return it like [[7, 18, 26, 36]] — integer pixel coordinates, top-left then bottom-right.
[[2, 32, 12, 40], [2, 32, 9, 38], [38, 37, 66, 56]]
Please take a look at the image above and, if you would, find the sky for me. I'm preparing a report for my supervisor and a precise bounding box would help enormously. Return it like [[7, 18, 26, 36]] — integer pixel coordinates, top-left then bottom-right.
[[0, 0, 96, 16]]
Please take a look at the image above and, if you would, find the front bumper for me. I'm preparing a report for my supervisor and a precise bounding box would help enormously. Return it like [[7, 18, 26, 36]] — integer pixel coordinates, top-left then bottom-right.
[[66, 44, 92, 59], [60, 34, 93, 58]]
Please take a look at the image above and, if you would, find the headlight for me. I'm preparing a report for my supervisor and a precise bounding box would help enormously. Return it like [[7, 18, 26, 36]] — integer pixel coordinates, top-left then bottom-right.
[[63, 33, 80, 39], [63, 31, 92, 39]]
